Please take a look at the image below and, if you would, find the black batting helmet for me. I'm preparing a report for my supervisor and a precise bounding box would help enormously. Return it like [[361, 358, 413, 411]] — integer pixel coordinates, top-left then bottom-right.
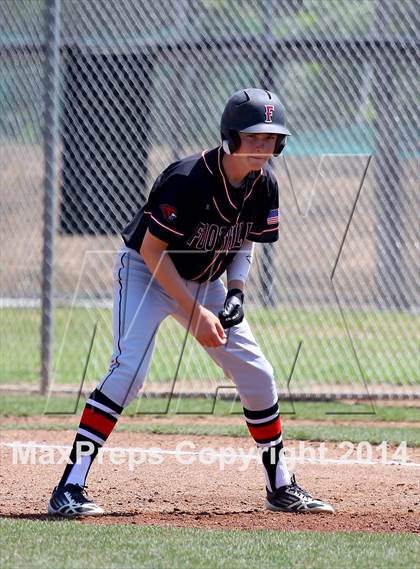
[[220, 88, 291, 156]]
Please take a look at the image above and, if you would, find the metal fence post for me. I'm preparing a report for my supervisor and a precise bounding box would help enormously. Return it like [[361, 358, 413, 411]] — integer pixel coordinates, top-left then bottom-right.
[[40, 0, 61, 394], [371, 0, 410, 309]]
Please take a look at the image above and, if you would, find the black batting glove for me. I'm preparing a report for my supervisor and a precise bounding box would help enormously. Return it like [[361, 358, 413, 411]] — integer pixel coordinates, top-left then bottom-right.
[[218, 288, 245, 329]]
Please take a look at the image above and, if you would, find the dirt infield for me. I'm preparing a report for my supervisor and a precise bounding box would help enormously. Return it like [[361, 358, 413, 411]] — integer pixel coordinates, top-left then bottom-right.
[[1, 428, 419, 534]]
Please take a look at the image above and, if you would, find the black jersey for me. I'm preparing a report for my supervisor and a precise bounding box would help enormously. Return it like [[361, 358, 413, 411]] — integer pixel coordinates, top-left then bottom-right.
[[122, 146, 279, 283]]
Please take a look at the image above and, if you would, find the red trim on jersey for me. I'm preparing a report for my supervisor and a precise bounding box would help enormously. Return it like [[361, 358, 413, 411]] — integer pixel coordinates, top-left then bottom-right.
[[201, 150, 214, 175], [191, 251, 222, 281], [212, 257, 225, 279], [247, 417, 281, 441], [249, 225, 278, 236], [212, 196, 231, 223], [244, 170, 262, 201], [217, 146, 237, 210], [80, 407, 115, 438], [149, 214, 184, 237]]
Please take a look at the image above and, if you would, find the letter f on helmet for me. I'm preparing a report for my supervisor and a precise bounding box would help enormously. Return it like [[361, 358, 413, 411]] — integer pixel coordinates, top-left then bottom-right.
[[264, 104, 274, 123]]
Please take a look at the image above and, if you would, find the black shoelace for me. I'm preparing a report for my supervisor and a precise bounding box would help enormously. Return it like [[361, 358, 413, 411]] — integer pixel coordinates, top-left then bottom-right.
[[289, 475, 312, 499]]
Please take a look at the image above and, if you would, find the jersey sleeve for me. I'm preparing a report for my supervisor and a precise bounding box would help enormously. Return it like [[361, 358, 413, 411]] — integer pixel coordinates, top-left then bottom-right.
[[145, 174, 190, 243], [247, 178, 279, 243]]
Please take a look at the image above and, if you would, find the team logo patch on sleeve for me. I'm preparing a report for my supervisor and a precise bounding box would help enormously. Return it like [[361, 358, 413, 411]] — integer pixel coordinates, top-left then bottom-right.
[[267, 208, 279, 225], [159, 204, 178, 222]]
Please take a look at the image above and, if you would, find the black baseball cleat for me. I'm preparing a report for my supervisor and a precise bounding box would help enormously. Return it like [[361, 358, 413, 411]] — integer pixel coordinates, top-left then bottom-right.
[[48, 484, 104, 517], [266, 474, 334, 513]]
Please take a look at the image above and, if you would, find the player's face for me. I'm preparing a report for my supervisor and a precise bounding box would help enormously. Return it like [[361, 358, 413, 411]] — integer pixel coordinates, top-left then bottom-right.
[[237, 132, 278, 169]]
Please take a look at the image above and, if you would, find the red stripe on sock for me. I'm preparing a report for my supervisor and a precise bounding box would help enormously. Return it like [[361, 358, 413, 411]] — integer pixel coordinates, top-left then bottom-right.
[[247, 418, 281, 441], [80, 407, 115, 438]]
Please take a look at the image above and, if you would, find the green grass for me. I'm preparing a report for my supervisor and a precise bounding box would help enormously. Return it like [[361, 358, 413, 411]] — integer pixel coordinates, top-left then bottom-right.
[[3, 419, 419, 447], [1, 394, 419, 421], [1, 395, 419, 446], [1, 305, 419, 385], [0, 519, 418, 569]]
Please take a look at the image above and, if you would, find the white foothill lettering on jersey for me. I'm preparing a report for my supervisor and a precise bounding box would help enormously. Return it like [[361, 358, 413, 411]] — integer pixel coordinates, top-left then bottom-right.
[[186, 221, 253, 251]]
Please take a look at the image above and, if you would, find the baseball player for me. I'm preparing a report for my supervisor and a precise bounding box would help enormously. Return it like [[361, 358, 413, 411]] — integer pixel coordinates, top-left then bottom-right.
[[48, 88, 334, 516]]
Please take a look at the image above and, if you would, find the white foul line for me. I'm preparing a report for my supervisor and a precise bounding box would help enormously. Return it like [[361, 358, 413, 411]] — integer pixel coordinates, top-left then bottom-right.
[[1, 442, 419, 468]]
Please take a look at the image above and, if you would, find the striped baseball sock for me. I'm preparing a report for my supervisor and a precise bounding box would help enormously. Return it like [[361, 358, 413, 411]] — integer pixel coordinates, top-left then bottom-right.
[[243, 401, 291, 492], [58, 389, 123, 488]]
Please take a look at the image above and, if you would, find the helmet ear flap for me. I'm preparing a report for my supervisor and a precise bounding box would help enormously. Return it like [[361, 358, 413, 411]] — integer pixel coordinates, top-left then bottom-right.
[[222, 130, 241, 154], [274, 135, 287, 156], [222, 139, 231, 155]]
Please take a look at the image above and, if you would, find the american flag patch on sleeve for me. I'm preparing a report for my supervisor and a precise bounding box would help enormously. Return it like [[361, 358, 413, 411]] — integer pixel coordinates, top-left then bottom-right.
[[267, 208, 279, 225]]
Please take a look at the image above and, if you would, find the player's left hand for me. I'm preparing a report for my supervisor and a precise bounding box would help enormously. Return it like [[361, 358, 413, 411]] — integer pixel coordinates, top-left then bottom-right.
[[218, 288, 244, 329]]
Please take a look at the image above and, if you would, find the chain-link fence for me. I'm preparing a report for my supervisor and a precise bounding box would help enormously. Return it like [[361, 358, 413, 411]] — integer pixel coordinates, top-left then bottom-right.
[[1, 0, 419, 400]]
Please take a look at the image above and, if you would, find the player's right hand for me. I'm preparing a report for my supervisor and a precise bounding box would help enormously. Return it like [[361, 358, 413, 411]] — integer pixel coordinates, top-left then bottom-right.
[[190, 305, 227, 348]]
